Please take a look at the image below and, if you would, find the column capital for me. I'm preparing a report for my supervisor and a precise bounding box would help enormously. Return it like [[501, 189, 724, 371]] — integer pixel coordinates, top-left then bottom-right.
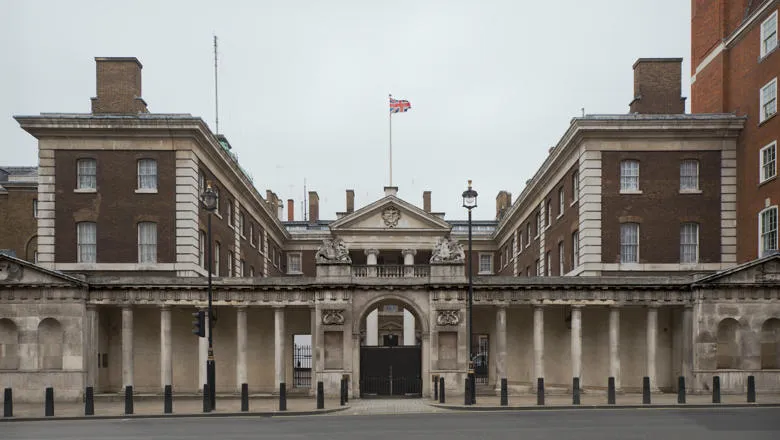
[[683, 303, 694, 310], [160, 304, 171, 311], [86, 304, 98, 311], [647, 303, 661, 309], [533, 303, 545, 310], [401, 249, 417, 257], [571, 304, 585, 309], [609, 304, 622, 310], [364, 248, 380, 256], [236, 305, 248, 311], [121, 304, 133, 311]]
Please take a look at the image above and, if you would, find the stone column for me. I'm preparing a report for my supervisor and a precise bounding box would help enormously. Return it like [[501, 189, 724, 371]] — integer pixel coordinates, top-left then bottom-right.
[[495, 306, 507, 388], [198, 309, 208, 388], [402, 249, 416, 277], [533, 305, 544, 381], [236, 306, 248, 390], [571, 305, 583, 383], [365, 248, 379, 277], [646, 305, 658, 391], [682, 305, 693, 383], [85, 305, 99, 388], [274, 307, 286, 386], [121, 305, 134, 389], [160, 305, 172, 389], [609, 305, 621, 389], [310, 307, 319, 396]]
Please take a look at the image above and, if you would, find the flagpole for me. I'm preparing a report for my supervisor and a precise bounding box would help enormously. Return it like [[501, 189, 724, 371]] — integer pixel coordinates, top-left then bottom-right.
[[389, 109, 393, 187]]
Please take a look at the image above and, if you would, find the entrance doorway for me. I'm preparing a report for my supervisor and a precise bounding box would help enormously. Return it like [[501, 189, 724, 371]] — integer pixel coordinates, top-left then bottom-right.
[[292, 334, 311, 389]]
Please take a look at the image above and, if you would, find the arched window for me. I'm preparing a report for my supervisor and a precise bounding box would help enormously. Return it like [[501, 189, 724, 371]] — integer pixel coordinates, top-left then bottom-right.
[[716, 318, 740, 369], [38, 318, 64, 370], [0, 318, 19, 370], [761, 318, 780, 369]]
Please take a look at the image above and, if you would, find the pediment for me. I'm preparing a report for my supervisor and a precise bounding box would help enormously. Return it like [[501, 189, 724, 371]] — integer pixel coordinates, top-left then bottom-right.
[[0, 254, 86, 287], [694, 254, 780, 285], [329, 195, 451, 232]]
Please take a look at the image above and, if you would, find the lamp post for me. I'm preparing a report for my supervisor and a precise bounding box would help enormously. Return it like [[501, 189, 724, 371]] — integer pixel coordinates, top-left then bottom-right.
[[462, 180, 478, 405], [201, 182, 218, 410]]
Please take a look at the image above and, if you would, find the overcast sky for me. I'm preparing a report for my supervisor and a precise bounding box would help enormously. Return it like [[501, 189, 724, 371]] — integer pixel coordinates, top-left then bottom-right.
[[1, 0, 691, 221]]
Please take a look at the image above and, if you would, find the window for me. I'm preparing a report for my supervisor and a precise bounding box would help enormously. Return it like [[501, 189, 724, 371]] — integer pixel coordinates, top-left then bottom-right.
[[34, 251, 38, 264], [572, 170, 579, 202], [761, 10, 778, 57], [518, 230, 523, 251], [137, 159, 157, 190], [558, 241, 565, 275], [239, 212, 246, 237], [526, 223, 531, 246], [275, 248, 281, 267], [227, 251, 234, 277], [680, 159, 700, 191], [761, 78, 777, 122], [137, 222, 157, 263], [213, 186, 220, 212], [77, 159, 97, 190], [228, 200, 235, 226], [241, 259, 247, 277], [535, 213, 541, 237], [478, 253, 493, 274], [760, 206, 779, 257], [249, 223, 255, 246], [545, 251, 551, 276], [288, 252, 302, 274], [76, 222, 96, 263], [761, 141, 777, 183], [545, 200, 552, 227], [214, 242, 220, 276], [250, 266, 255, 277], [620, 160, 639, 192], [680, 223, 699, 264], [33, 199, 38, 218], [198, 170, 205, 194], [199, 231, 206, 268], [620, 223, 639, 263], [558, 188, 564, 218], [572, 230, 580, 268], [535, 259, 540, 276]]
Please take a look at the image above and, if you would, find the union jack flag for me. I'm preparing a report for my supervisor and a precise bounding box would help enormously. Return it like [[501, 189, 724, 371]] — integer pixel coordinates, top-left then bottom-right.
[[389, 95, 411, 113]]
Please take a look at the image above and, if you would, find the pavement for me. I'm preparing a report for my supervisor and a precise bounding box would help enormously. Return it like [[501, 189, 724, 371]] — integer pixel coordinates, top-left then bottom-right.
[[2, 407, 780, 439]]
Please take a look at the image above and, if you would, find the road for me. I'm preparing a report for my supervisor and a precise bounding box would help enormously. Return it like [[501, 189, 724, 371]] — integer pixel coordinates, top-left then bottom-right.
[[2, 407, 779, 440]]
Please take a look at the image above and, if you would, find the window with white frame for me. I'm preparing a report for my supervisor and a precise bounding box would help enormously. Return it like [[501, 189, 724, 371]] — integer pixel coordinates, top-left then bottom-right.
[[572, 170, 580, 202], [227, 251, 234, 277], [545, 251, 551, 276], [761, 10, 778, 57], [137, 159, 157, 190], [275, 248, 281, 267], [249, 223, 255, 246], [535, 259, 540, 276], [620, 160, 640, 192], [213, 186, 220, 212], [680, 159, 700, 191], [761, 141, 777, 183], [518, 229, 523, 250], [680, 222, 699, 264], [77, 158, 97, 190], [558, 241, 565, 275], [761, 78, 777, 122], [545, 200, 552, 226], [199, 230, 206, 268], [288, 252, 302, 274], [558, 188, 564, 217], [526, 223, 531, 246], [240, 259, 247, 277], [572, 230, 580, 268], [535, 212, 541, 237], [77, 222, 96, 263], [228, 200, 235, 226], [239, 212, 245, 237], [137, 222, 157, 263], [214, 242, 221, 276], [479, 253, 493, 274], [198, 170, 205, 194], [33, 199, 38, 218], [760, 206, 778, 257], [620, 223, 640, 263]]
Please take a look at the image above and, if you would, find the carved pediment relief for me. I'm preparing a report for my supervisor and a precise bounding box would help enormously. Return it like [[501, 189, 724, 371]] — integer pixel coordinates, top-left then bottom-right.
[[0, 255, 84, 286], [694, 255, 780, 285], [329, 196, 451, 232]]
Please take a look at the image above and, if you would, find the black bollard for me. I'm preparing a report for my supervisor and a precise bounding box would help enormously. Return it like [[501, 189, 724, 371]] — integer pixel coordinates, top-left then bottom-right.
[[316, 381, 324, 409], [124, 385, 133, 415], [241, 383, 249, 412], [712, 376, 721, 404], [434, 376, 439, 401], [747, 375, 756, 403], [163, 385, 172, 414], [464, 378, 470, 405], [439, 377, 446, 403], [340, 378, 345, 406], [85, 386, 94, 416], [45, 387, 54, 417], [279, 382, 287, 411], [678, 376, 686, 404], [607, 377, 616, 405], [642, 377, 651, 405], [4, 388, 12, 417], [344, 376, 349, 403], [500, 378, 508, 406], [202, 384, 210, 413], [572, 377, 580, 405], [537, 377, 545, 406]]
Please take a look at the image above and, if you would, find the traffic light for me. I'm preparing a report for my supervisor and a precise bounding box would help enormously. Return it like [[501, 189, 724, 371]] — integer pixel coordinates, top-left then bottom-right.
[[192, 310, 205, 337]]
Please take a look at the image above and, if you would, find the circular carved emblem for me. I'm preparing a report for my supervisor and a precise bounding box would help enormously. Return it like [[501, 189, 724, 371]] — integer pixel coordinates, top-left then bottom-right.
[[382, 206, 401, 228]]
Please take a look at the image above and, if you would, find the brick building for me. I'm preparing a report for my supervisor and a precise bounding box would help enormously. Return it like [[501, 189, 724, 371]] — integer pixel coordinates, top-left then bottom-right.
[[0, 167, 38, 262]]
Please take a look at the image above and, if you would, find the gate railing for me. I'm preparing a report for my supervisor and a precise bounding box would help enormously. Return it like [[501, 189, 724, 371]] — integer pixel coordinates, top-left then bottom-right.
[[352, 265, 430, 278], [360, 376, 422, 397], [293, 344, 312, 388]]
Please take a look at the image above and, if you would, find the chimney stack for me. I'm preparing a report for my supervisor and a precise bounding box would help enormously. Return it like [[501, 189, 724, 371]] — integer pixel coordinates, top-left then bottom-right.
[[308, 191, 319, 224], [629, 58, 685, 114], [423, 191, 431, 213], [287, 199, 294, 221], [346, 189, 355, 213], [90, 57, 148, 114], [496, 191, 512, 220]]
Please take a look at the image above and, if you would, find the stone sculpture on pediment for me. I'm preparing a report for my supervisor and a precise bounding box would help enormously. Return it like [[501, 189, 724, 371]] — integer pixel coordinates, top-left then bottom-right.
[[322, 309, 346, 325], [382, 206, 401, 228], [0, 260, 23, 281], [315, 238, 352, 264], [430, 235, 465, 264]]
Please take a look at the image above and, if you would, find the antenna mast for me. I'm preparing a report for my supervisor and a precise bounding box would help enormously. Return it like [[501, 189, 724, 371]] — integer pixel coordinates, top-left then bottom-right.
[[214, 35, 219, 134], [303, 178, 308, 221]]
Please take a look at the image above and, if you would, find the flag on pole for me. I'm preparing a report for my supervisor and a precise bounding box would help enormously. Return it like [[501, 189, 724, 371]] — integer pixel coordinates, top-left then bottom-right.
[[389, 95, 411, 113]]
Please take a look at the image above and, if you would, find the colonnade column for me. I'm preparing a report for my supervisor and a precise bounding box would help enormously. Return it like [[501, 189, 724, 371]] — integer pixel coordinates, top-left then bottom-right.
[[236, 306, 248, 390], [160, 305, 172, 389], [609, 305, 621, 390], [682, 305, 693, 383], [570, 305, 583, 384], [274, 307, 286, 387], [365, 248, 379, 277], [85, 305, 99, 389], [495, 306, 507, 389], [533, 305, 545, 381], [121, 305, 134, 389]]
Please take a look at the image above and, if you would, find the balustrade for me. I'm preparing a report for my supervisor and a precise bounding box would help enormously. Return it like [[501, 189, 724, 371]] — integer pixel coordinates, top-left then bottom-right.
[[351, 264, 430, 278]]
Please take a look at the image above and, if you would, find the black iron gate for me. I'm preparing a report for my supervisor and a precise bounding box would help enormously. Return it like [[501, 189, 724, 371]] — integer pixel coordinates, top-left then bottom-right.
[[293, 343, 312, 388], [360, 346, 421, 397]]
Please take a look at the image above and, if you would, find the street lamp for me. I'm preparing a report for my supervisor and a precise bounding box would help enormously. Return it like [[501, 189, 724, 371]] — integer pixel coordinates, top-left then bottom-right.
[[462, 180, 478, 405], [201, 182, 218, 410]]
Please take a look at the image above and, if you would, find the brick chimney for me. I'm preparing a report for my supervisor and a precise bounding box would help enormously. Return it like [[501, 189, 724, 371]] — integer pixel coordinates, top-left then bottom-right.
[[287, 199, 294, 221], [346, 189, 355, 213], [308, 191, 319, 224], [423, 191, 431, 213], [496, 191, 512, 220], [90, 57, 149, 114], [629, 58, 686, 114]]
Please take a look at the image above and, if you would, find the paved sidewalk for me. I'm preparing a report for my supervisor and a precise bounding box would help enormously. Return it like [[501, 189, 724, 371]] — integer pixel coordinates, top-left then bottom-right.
[[340, 398, 445, 415]]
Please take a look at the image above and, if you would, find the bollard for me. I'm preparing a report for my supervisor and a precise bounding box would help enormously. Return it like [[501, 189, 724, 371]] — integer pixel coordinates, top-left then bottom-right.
[[500, 378, 508, 406], [607, 377, 616, 405], [747, 375, 756, 403], [241, 383, 249, 412], [124, 385, 133, 415], [537, 377, 545, 406], [202, 383, 210, 413], [340, 378, 345, 406], [279, 382, 287, 411], [712, 376, 721, 404], [4, 388, 12, 418], [344, 376, 349, 403], [642, 377, 651, 405], [439, 377, 446, 404], [85, 386, 94, 416], [572, 377, 580, 405], [164, 385, 172, 414], [678, 376, 686, 404], [434, 376, 439, 401], [316, 381, 324, 409], [45, 387, 54, 417]]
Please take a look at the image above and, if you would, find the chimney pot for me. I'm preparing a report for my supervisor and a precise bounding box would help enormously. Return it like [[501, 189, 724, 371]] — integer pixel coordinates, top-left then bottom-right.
[[308, 191, 319, 224], [423, 191, 431, 213], [346, 189, 355, 213], [629, 58, 685, 114], [90, 57, 148, 114], [287, 199, 294, 221]]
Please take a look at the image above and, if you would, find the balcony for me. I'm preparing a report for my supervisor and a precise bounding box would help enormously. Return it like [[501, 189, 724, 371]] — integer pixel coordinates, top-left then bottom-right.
[[352, 264, 431, 278]]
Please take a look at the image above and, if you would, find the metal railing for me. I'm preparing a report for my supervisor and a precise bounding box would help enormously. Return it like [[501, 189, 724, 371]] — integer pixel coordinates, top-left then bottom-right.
[[352, 265, 430, 278]]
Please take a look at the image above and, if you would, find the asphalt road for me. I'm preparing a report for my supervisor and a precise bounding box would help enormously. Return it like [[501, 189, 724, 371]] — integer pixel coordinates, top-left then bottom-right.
[[2, 408, 779, 440]]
